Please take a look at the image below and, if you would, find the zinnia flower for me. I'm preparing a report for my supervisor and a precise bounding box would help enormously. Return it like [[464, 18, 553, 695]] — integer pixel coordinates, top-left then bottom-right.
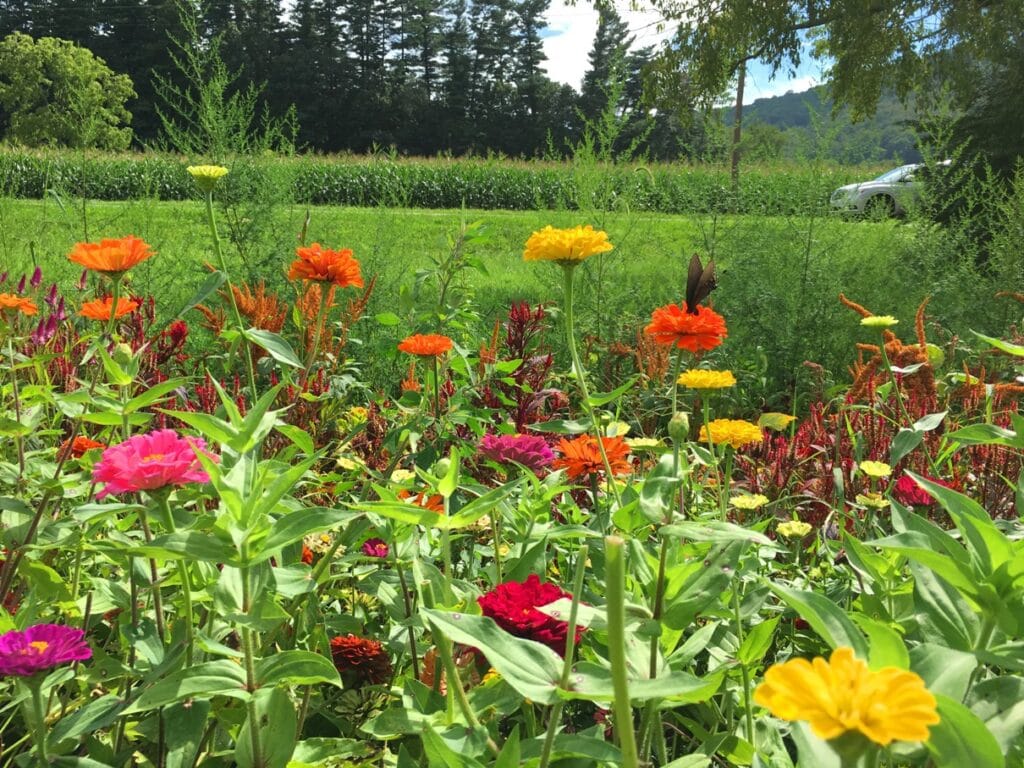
[[698, 419, 763, 450], [330, 635, 393, 685], [861, 315, 899, 328], [187, 164, 229, 193], [0, 293, 38, 317], [478, 433, 554, 473], [68, 236, 154, 274], [731, 493, 769, 510], [92, 429, 217, 499], [677, 369, 736, 389], [645, 303, 727, 352], [79, 296, 139, 321], [754, 647, 939, 746], [397, 333, 453, 357], [398, 489, 444, 513], [777, 520, 813, 539], [892, 473, 951, 507], [478, 574, 584, 655], [552, 434, 631, 480], [0, 624, 91, 677], [859, 460, 891, 478], [288, 244, 364, 288], [59, 436, 106, 460], [523, 225, 613, 264], [362, 538, 389, 558]]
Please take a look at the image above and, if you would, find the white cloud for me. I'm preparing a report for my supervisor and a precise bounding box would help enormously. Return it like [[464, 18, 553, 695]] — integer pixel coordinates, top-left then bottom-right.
[[743, 73, 821, 104]]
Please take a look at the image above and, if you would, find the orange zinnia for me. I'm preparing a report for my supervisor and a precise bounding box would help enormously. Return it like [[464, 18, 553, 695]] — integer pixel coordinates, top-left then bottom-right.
[[398, 489, 445, 513], [552, 435, 632, 480], [59, 436, 107, 460], [398, 334, 453, 357], [68, 236, 154, 274], [288, 244, 364, 288], [0, 293, 38, 316], [79, 297, 139, 321], [644, 302, 727, 352]]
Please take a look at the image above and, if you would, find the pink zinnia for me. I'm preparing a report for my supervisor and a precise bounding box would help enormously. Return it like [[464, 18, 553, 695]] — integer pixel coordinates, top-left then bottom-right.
[[892, 473, 952, 508], [478, 433, 554, 473], [92, 429, 217, 499], [0, 624, 91, 677], [362, 538, 389, 558]]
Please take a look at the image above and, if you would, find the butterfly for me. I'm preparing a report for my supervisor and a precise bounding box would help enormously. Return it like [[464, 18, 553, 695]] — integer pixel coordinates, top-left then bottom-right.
[[685, 254, 717, 314]]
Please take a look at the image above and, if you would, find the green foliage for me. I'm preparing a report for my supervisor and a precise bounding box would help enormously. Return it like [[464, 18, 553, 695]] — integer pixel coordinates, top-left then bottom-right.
[[0, 32, 135, 150]]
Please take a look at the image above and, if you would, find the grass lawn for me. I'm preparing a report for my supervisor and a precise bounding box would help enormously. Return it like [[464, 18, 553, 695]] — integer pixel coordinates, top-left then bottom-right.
[[0, 196, 943, 403]]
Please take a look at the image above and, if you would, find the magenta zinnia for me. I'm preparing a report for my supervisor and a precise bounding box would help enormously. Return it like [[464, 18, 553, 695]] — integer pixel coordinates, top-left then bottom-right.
[[478, 574, 583, 656], [478, 433, 554, 473], [92, 429, 217, 499], [0, 624, 91, 677]]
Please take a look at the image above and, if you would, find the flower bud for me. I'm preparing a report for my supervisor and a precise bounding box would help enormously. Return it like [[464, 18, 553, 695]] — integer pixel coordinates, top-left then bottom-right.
[[30, 266, 42, 288], [668, 411, 690, 443]]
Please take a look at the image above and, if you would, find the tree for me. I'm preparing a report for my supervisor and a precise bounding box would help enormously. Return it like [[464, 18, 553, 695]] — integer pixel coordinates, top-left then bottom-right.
[[0, 31, 135, 149]]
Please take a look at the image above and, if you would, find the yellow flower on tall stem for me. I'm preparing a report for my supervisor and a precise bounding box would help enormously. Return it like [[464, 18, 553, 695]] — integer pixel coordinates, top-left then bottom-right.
[[699, 419, 763, 450], [754, 647, 939, 747], [677, 369, 736, 390]]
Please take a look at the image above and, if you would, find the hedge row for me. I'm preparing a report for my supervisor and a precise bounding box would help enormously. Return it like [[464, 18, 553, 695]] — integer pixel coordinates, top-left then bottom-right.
[[0, 149, 874, 214]]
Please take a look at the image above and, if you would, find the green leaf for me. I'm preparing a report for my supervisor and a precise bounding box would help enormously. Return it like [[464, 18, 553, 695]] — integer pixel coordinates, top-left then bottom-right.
[[444, 480, 520, 530], [768, 582, 868, 658], [926, 694, 1005, 768], [585, 375, 637, 407], [968, 676, 1024, 756], [972, 330, 1024, 357], [526, 418, 591, 435], [849, 615, 909, 670], [661, 521, 775, 548], [255, 650, 342, 688], [127, 531, 237, 564], [519, 733, 621, 762], [375, 312, 400, 326], [81, 411, 152, 427], [437, 448, 460, 499], [243, 328, 302, 368], [123, 377, 187, 415], [663, 542, 744, 630], [420, 725, 488, 768], [422, 609, 562, 704], [165, 700, 211, 768], [948, 424, 1022, 448], [236, 687, 298, 768], [560, 662, 723, 704], [913, 411, 948, 432], [909, 644, 977, 701], [890, 428, 924, 465], [123, 661, 249, 713], [49, 695, 125, 745], [274, 424, 315, 455], [289, 738, 372, 766], [790, 724, 878, 768], [176, 270, 226, 321], [256, 507, 354, 562], [910, 562, 979, 652], [738, 617, 780, 667]]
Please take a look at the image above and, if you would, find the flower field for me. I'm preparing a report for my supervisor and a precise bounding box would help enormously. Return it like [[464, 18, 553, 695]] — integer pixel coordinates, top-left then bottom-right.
[[0, 166, 1023, 768]]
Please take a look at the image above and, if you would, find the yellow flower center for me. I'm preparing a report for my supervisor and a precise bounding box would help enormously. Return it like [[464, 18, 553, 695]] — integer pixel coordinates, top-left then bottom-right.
[[22, 640, 49, 655], [142, 453, 165, 462]]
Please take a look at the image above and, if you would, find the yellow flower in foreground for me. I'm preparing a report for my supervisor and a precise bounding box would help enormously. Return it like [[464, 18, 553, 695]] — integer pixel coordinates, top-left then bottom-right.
[[777, 520, 813, 538], [731, 493, 769, 510], [861, 315, 899, 328], [859, 460, 892, 478], [698, 419, 763, 449], [187, 165, 229, 193], [677, 369, 736, 390], [754, 647, 939, 746], [523, 225, 613, 265]]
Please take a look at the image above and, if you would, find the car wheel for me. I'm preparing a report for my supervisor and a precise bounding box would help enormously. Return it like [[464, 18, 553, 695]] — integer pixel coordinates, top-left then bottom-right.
[[864, 195, 895, 219]]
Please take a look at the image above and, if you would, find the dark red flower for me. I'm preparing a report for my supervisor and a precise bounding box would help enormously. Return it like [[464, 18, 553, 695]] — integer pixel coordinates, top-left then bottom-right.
[[478, 574, 583, 656], [329, 635, 392, 685], [362, 538, 389, 558], [892, 473, 952, 507]]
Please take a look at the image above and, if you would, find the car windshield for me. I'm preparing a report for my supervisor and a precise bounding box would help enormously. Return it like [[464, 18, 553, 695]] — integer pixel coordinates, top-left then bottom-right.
[[874, 166, 914, 183]]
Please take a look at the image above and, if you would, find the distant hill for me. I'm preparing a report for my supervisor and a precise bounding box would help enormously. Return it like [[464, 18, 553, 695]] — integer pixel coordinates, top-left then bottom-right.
[[725, 86, 921, 164]]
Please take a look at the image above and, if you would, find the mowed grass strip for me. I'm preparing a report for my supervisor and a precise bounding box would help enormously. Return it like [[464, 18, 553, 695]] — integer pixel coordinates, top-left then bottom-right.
[[0, 196, 917, 399]]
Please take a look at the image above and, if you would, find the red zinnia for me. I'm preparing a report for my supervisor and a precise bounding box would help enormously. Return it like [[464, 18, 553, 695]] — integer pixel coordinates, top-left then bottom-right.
[[892, 473, 952, 507], [330, 634, 393, 684], [644, 302, 727, 352], [552, 434, 631, 480], [288, 244, 364, 288], [478, 574, 584, 655], [398, 333, 453, 357]]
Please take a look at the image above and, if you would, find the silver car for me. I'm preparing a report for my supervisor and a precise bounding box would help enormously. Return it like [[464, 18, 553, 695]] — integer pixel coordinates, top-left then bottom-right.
[[830, 164, 923, 217]]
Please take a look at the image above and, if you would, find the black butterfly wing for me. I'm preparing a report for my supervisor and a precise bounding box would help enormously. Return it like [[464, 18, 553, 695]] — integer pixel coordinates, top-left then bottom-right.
[[685, 254, 717, 314]]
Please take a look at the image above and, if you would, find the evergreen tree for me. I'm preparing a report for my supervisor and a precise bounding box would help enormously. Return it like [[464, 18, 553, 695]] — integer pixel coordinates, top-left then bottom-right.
[[578, 3, 631, 125], [438, 0, 473, 152]]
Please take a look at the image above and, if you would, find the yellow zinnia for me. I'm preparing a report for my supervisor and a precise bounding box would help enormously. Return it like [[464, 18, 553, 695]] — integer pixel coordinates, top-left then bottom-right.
[[523, 225, 613, 264], [731, 493, 769, 510], [859, 460, 892, 478], [860, 315, 899, 328], [777, 520, 812, 538], [754, 647, 939, 746], [187, 165, 229, 193], [698, 419, 763, 449], [677, 369, 736, 390]]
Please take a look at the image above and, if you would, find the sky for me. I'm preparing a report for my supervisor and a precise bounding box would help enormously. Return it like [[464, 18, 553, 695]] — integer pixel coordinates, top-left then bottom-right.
[[540, 0, 824, 105]]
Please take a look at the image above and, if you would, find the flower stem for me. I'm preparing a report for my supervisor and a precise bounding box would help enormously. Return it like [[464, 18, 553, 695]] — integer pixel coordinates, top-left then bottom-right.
[[28, 679, 49, 768], [5, 334, 25, 479], [605, 536, 639, 768], [538, 544, 589, 768], [239, 563, 263, 768], [733, 585, 755, 745], [432, 355, 441, 422], [301, 284, 331, 387], [157, 494, 195, 665], [561, 264, 621, 508], [203, 190, 257, 399]]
